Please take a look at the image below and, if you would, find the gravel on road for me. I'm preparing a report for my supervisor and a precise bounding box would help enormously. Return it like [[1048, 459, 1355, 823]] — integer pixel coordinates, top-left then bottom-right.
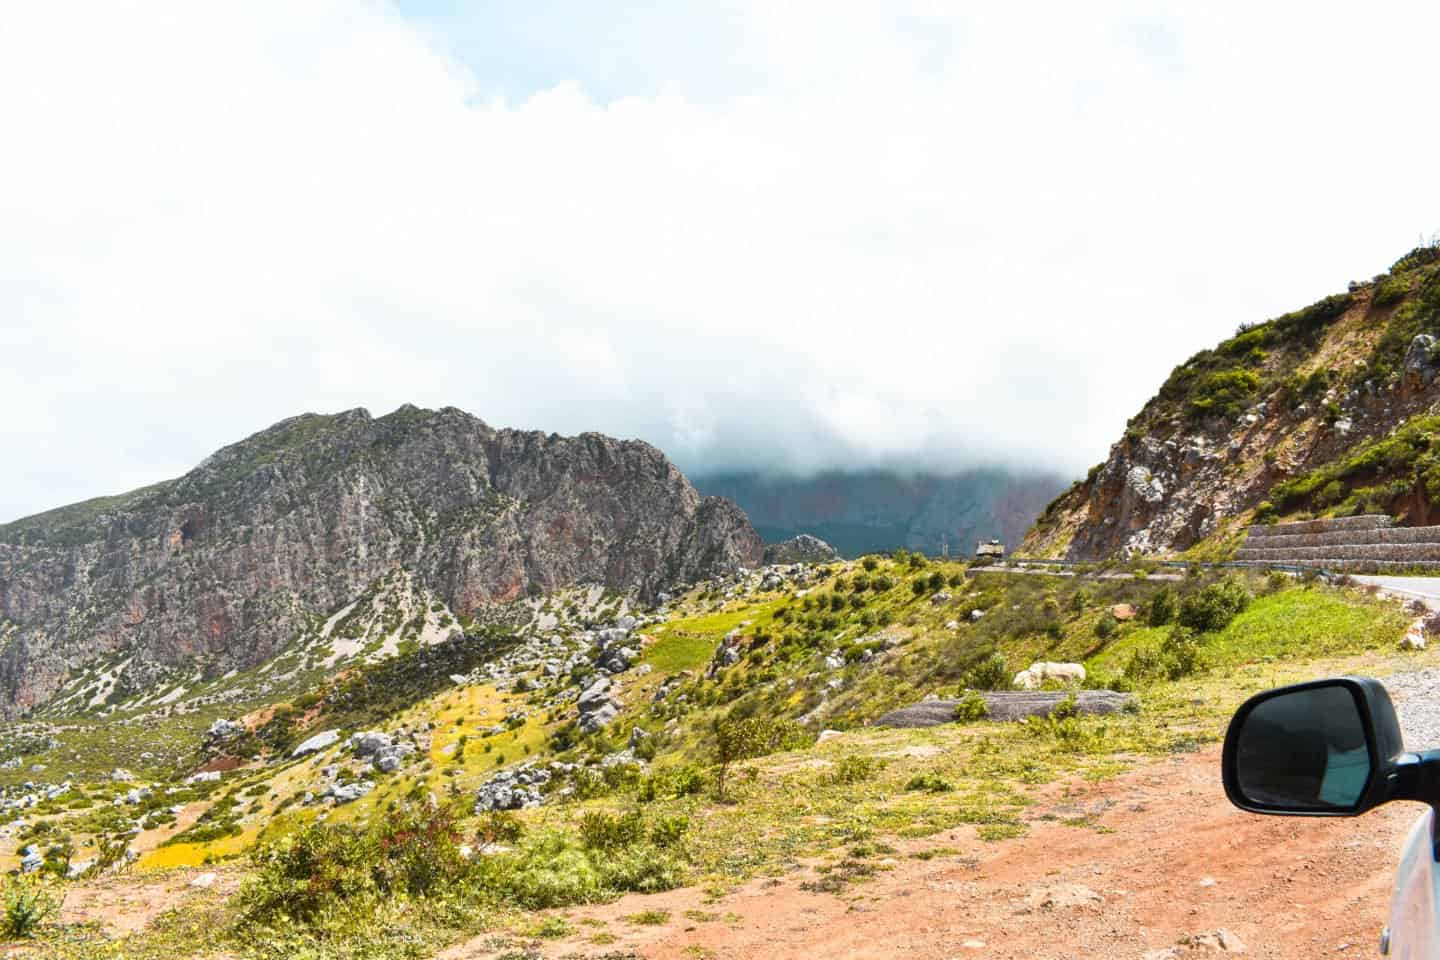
[[1383, 668, 1440, 750]]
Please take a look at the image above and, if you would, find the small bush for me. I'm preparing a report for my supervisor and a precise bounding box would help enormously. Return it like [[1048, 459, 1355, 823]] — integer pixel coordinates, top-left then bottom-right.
[[239, 801, 475, 928], [2, 876, 57, 939], [952, 690, 989, 722], [832, 755, 880, 784], [1161, 626, 1202, 680], [1148, 586, 1179, 626], [904, 772, 955, 793], [1094, 612, 1118, 639], [1177, 579, 1252, 632], [963, 653, 1012, 691], [713, 716, 813, 798]]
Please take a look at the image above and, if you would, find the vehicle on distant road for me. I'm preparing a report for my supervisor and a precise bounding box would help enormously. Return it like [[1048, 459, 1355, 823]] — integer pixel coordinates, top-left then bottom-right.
[[975, 539, 1005, 562]]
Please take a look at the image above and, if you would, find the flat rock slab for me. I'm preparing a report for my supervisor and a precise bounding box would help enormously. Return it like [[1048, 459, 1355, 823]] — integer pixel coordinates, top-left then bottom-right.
[[875, 690, 1136, 728]]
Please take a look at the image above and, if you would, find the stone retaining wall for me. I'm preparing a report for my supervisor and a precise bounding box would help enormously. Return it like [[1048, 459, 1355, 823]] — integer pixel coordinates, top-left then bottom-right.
[[1237, 526, 1440, 549], [1237, 543, 1440, 562], [1244, 515, 1394, 538], [1236, 515, 1440, 571]]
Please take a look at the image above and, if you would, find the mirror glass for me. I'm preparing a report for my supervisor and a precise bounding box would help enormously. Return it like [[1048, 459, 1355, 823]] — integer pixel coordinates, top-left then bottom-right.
[[1235, 684, 1372, 810]]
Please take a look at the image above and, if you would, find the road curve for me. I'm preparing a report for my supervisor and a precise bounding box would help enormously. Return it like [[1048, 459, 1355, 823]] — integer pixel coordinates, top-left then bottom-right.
[[1351, 575, 1440, 610]]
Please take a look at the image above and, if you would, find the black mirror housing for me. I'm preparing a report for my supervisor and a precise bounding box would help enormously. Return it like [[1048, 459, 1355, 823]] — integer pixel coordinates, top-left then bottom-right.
[[1223, 676, 1407, 817]]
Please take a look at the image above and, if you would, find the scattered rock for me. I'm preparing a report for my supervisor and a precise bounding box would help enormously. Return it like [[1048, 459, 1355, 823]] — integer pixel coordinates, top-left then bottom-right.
[[1025, 882, 1102, 910], [323, 781, 374, 805], [291, 729, 341, 757], [1403, 618, 1428, 651], [1179, 928, 1246, 952], [1111, 603, 1137, 621], [1013, 661, 1086, 689], [762, 535, 839, 565], [190, 871, 218, 889]]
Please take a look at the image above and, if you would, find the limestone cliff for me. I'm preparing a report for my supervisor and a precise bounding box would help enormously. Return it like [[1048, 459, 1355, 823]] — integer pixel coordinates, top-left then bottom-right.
[[0, 406, 760, 715]]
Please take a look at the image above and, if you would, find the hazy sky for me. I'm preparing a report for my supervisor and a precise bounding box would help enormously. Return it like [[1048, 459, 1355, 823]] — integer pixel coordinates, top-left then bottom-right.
[[3, 2, 1438, 523]]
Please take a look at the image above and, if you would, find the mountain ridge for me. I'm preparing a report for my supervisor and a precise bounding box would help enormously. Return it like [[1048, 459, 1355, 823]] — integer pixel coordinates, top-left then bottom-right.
[[0, 405, 760, 716]]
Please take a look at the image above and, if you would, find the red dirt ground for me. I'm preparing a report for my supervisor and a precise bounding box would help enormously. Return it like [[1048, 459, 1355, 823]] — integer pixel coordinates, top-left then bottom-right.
[[443, 745, 1415, 959]]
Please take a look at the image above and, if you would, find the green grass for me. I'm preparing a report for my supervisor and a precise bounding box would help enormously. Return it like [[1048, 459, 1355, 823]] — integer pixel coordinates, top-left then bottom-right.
[[1086, 584, 1405, 679], [645, 599, 788, 673]]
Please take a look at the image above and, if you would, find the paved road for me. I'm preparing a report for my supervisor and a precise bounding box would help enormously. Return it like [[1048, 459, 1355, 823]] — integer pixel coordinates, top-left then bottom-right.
[[1351, 575, 1440, 610]]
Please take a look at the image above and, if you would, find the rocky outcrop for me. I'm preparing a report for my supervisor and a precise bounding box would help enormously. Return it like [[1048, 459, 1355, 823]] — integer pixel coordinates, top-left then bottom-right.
[[0, 406, 761, 716], [762, 534, 838, 565], [1024, 273, 1440, 560], [875, 690, 1136, 727]]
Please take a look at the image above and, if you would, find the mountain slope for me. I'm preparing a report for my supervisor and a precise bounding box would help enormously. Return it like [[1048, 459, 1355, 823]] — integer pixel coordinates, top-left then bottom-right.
[[694, 468, 1066, 558], [1024, 245, 1440, 559], [0, 405, 760, 716]]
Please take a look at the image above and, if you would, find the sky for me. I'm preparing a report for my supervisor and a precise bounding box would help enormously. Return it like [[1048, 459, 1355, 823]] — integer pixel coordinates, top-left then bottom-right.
[[2, 1, 1439, 523]]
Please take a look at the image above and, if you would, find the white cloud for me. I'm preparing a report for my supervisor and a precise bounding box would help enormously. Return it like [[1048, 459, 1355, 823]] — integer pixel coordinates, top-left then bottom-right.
[[1, 1, 1438, 521]]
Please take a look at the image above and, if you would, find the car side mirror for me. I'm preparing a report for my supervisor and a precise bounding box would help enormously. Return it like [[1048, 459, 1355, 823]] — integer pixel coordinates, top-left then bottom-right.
[[1223, 677, 1408, 816]]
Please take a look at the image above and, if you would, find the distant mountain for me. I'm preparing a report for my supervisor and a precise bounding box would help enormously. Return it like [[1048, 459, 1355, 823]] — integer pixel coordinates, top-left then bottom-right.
[[0, 406, 760, 716], [692, 469, 1068, 559], [1023, 244, 1440, 560]]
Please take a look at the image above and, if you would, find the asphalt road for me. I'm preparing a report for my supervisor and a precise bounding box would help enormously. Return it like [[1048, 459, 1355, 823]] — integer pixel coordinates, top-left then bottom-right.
[[1351, 575, 1440, 609]]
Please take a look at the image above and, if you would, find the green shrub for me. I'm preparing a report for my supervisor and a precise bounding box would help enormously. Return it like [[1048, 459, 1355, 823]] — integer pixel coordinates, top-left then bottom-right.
[[952, 690, 989, 722], [579, 810, 644, 852], [639, 763, 706, 802], [240, 822, 384, 926], [1374, 274, 1411, 307], [1177, 579, 1252, 632], [494, 832, 604, 908], [1123, 646, 1165, 683], [1161, 626, 1202, 680], [239, 802, 475, 927], [713, 716, 812, 798], [963, 653, 1011, 691], [1, 876, 57, 939], [832, 755, 879, 784], [1094, 612, 1118, 639], [597, 846, 686, 894], [1148, 586, 1179, 626], [1188, 369, 1260, 419], [904, 772, 955, 793]]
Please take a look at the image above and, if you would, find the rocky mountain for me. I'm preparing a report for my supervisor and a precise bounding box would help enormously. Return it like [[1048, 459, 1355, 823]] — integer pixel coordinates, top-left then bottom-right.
[[694, 469, 1067, 558], [0, 406, 760, 717], [1024, 244, 1440, 560]]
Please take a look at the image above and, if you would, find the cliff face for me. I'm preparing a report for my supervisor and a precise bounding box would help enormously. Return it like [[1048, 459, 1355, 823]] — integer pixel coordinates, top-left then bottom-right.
[[0, 406, 760, 715], [1023, 245, 1440, 560]]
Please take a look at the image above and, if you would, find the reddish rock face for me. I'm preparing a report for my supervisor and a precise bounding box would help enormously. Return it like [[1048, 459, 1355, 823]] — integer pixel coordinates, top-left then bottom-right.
[[0, 405, 761, 716]]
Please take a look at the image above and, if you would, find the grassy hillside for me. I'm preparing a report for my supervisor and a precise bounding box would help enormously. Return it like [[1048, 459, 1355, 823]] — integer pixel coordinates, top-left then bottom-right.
[[0, 553, 1416, 958]]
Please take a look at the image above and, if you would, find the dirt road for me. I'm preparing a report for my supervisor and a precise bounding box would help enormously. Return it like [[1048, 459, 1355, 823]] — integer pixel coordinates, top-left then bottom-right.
[[444, 745, 1414, 960]]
